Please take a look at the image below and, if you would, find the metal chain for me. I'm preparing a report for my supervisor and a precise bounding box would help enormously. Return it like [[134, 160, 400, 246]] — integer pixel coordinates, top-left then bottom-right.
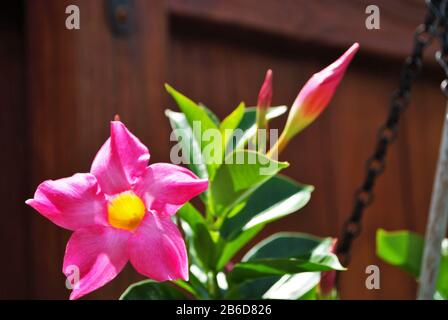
[[437, 1, 448, 94], [336, 0, 443, 266]]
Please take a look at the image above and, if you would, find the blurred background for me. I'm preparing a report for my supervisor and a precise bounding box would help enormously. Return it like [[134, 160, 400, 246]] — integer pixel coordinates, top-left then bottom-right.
[[1, 0, 446, 299]]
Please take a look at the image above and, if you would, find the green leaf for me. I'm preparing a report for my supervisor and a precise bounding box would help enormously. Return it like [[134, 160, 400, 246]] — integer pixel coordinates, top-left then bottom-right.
[[224, 234, 331, 299], [220, 102, 245, 153], [228, 233, 344, 284], [243, 232, 334, 261], [225, 277, 280, 299], [177, 203, 209, 272], [220, 175, 313, 239], [178, 203, 216, 271], [165, 84, 220, 178], [220, 102, 245, 135], [186, 268, 210, 299], [376, 229, 424, 277], [165, 84, 218, 134], [216, 176, 313, 271], [438, 239, 448, 299], [120, 280, 188, 300], [200, 103, 221, 126], [231, 106, 287, 151], [210, 150, 289, 216], [376, 230, 448, 299], [165, 110, 208, 181], [217, 225, 264, 270], [298, 285, 319, 300], [172, 280, 200, 298], [193, 223, 217, 270], [178, 202, 206, 230], [262, 272, 320, 300], [228, 257, 343, 284], [225, 273, 320, 300]]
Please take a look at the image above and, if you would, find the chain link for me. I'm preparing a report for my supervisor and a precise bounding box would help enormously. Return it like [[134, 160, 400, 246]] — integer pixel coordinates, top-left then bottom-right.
[[437, 1, 448, 96], [336, 0, 444, 266]]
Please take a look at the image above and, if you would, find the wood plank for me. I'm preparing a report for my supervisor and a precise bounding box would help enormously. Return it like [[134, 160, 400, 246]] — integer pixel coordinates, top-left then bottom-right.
[[26, 0, 169, 299], [0, 1, 30, 299], [168, 0, 434, 60]]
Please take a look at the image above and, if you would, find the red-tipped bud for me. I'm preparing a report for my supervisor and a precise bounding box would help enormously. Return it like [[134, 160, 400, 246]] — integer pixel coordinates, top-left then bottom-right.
[[269, 43, 359, 157], [284, 43, 359, 139], [256, 70, 273, 151], [319, 238, 338, 298], [257, 69, 273, 110]]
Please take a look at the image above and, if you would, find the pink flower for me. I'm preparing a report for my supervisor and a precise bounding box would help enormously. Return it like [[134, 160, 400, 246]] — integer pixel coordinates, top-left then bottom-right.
[[26, 121, 208, 299]]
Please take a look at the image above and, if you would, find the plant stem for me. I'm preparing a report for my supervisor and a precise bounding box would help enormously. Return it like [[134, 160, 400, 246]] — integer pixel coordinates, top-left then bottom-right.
[[207, 271, 220, 299], [267, 131, 288, 158]]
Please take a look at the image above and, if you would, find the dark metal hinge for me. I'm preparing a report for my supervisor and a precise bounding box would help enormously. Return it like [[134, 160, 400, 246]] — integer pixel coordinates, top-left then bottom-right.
[[106, 0, 135, 37]]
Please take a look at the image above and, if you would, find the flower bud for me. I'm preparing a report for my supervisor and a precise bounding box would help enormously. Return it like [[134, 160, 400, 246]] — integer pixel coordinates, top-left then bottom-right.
[[269, 43, 359, 156], [319, 238, 338, 299], [256, 69, 273, 132]]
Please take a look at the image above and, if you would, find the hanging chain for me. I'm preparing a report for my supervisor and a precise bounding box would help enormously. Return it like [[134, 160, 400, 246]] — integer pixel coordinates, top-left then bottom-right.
[[437, 1, 448, 95], [336, 0, 444, 266]]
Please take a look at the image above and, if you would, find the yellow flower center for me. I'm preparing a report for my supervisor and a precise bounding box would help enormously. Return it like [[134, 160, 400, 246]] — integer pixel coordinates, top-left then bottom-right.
[[107, 191, 146, 231]]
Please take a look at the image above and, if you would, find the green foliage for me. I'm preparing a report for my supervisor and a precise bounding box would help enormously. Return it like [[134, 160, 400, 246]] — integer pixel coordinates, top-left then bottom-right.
[[220, 175, 313, 239], [231, 106, 287, 151], [376, 229, 423, 277], [225, 233, 338, 299], [165, 84, 220, 179], [229, 233, 344, 284], [210, 150, 289, 217], [120, 280, 190, 300], [121, 85, 343, 300], [376, 229, 448, 299], [165, 110, 209, 181]]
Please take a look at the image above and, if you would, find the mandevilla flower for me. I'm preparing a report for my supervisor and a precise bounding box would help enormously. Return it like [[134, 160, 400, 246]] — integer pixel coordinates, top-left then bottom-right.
[[269, 43, 359, 156], [26, 121, 208, 299]]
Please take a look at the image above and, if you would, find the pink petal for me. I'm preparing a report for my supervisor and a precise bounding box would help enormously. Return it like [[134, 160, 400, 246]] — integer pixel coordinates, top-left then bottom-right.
[[63, 225, 130, 300], [296, 42, 359, 117], [134, 163, 208, 216], [91, 121, 150, 195], [26, 173, 107, 231], [129, 211, 188, 281]]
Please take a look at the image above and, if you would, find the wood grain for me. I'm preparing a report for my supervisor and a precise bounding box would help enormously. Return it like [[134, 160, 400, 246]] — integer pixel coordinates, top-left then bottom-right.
[[1, 0, 443, 299], [0, 1, 29, 299], [168, 0, 433, 60], [26, 0, 169, 299]]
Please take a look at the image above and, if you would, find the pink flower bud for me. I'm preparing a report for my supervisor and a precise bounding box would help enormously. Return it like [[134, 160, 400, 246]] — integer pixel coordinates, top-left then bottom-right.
[[257, 69, 273, 110], [256, 70, 273, 134], [284, 43, 359, 140], [319, 238, 338, 298]]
